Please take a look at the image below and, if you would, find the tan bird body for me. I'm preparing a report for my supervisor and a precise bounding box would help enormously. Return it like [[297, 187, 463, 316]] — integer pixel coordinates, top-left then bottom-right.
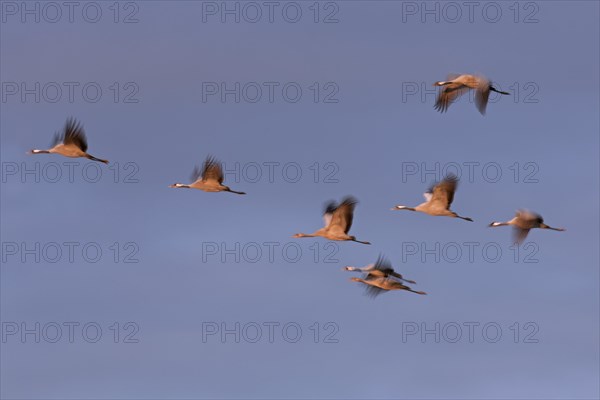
[[392, 175, 473, 221], [489, 210, 565, 244], [350, 277, 427, 297], [293, 196, 370, 244], [344, 254, 416, 284], [169, 156, 245, 194], [349, 256, 426, 297], [434, 73, 509, 115], [29, 118, 108, 164]]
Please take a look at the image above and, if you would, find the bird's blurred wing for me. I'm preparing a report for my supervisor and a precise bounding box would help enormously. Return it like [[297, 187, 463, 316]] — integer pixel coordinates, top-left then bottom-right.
[[430, 174, 458, 209], [190, 165, 203, 183], [51, 131, 62, 147], [201, 156, 224, 184], [434, 85, 469, 113], [475, 78, 491, 115], [323, 201, 337, 228], [62, 118, 88, 152], [364, 285, 387, 298], [330, 196, 357, 234], [513, 227, 530, 245], [517, 209, 543, 224], [373, 254, 394, 276]]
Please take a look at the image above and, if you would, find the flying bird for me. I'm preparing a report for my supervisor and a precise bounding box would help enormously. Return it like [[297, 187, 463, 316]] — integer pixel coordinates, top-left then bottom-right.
[[350, 260, 427, 297], [489, 210, 565, 244], [350, 277, 427, 297], [169, 156, 246, 194], [344, 254, 416, 284], [392, 174, 473, 221], [434, 74, 510, 115], [29, 118, 108, 164], [293, 196, 371, 244]]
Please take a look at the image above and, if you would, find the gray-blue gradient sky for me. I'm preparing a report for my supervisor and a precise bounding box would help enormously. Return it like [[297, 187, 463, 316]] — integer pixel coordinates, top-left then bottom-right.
[[1, 1, 599, 398]]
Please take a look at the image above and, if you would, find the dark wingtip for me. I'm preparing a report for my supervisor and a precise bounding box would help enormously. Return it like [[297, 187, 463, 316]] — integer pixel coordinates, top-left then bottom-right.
[[341, 195, 358, 206], [444, 173, 459, 182], [434, 103, 446, 113], [323, 200, 338, 215]]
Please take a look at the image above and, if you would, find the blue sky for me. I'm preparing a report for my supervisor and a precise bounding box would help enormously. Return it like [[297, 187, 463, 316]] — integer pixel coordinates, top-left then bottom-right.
[[1, 1, 599, 399]]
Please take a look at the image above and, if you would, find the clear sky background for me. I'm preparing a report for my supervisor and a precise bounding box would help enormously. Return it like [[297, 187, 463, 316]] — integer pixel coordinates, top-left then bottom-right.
[[1, 1, 599, 399]]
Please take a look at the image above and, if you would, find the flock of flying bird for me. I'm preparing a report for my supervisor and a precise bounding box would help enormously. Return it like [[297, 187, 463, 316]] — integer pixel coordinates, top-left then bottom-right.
[[28, 74, 566, 298]]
